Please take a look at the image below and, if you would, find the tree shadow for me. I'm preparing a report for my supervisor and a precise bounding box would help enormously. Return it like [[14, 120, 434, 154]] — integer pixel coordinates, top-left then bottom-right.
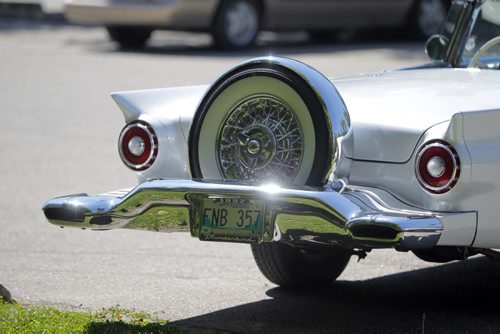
[[172, 256, 500, 333], [84, 321, 182, 334]]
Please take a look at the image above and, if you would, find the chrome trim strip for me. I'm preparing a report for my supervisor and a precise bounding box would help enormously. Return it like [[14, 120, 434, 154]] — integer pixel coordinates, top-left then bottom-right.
[[43, 179, 450, 250]]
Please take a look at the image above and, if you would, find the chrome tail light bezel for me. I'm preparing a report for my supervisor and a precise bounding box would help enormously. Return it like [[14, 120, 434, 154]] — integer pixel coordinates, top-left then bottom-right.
[[118, 120, 158, 171], [415, 140, 461, 194]]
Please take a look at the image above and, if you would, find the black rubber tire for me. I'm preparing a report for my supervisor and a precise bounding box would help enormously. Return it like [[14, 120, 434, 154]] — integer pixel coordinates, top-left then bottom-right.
[[251, 243, 351, 288], [106, 26, 152, 49], [410, 0, 449, 40], [212, 0, 261, 49]]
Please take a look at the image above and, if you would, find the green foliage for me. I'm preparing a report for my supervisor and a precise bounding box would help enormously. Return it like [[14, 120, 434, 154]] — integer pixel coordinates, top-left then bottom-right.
[[126, 206, 189, 232], [0, 301, 181, 334], [0, 301, 94, 333]]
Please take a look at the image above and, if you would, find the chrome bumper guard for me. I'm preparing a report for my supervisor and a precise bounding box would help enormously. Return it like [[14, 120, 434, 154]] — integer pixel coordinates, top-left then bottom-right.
[[43, 179, 444, 250]]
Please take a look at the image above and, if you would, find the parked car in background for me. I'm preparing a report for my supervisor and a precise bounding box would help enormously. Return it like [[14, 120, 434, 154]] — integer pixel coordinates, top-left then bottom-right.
[[0, 0, 63, 14], [65, 0, 450, 49], [44, 0, 500, 288]]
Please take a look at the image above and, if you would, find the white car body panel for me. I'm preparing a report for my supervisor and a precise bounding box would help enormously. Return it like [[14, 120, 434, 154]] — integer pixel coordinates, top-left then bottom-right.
[[334, 68, 500, 162], [462, 109, 500, 247], [111, 68, 500, 171], [112, 85, 208, 181]]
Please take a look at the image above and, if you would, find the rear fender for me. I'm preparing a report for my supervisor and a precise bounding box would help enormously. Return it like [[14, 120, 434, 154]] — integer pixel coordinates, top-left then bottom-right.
[[111, 85, 208, 182]]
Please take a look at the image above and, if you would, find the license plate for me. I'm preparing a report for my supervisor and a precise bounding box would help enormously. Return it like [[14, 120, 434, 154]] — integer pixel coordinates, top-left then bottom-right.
[[200, 198, 264, 243]]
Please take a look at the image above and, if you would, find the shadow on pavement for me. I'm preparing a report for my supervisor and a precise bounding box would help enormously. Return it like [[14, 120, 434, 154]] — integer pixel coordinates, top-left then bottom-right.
[[99, 29, 422, 59], [81, 35, 424, 64], [173, 256, 500, 333]]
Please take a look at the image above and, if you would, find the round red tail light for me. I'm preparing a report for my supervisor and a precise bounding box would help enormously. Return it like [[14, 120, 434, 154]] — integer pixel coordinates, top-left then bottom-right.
[[415, 140, 460, 194], [119, 121, 158, 171]]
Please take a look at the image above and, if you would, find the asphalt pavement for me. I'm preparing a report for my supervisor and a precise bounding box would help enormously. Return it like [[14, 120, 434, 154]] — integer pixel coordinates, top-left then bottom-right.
[[2, 18, 500, 333]]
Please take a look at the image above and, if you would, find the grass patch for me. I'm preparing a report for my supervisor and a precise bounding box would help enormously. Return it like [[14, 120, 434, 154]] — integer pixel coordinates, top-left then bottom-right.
[[0, 301, 181, 333]]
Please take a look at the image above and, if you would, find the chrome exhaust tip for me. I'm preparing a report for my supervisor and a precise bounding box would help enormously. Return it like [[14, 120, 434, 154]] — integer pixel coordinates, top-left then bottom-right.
[[346, 213, 443, 250]]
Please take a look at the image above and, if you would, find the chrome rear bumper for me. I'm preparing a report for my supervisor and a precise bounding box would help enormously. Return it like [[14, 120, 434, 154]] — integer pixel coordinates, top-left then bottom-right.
[[43, 179, 449, 250]]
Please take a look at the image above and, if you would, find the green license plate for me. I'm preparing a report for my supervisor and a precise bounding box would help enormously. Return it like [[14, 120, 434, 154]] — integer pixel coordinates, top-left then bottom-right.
[[200, 198, 264, 243]]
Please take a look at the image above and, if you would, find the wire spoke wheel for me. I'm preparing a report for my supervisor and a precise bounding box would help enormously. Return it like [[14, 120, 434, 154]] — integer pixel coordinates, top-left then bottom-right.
[[191, 72, 322, 185], [218, 95, 303, 183]]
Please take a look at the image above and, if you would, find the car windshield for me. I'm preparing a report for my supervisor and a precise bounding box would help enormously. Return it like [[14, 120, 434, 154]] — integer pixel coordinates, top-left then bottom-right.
[[443, 0, 500, 68]]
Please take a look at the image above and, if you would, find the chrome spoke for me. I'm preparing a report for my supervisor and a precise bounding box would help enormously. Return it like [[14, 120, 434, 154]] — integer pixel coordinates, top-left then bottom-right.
[[217, 95, 303, 183]]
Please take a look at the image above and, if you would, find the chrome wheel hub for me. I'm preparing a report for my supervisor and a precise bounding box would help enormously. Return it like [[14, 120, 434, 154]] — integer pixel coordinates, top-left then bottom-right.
[[218, 96, 303, 182], [247, 139, 261, 155], [237, 124, 277, 170]]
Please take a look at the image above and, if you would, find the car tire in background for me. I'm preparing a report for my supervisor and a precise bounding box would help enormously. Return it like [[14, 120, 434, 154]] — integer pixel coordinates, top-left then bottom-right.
[[106, 26, 153, 49], [410, 0, 449, 39], [212, 0, 261, 49]]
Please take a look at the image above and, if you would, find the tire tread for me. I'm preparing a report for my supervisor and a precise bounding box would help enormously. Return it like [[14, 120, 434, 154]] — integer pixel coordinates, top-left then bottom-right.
[[251, 243, 351, 288], [251, 243, 290, 286]]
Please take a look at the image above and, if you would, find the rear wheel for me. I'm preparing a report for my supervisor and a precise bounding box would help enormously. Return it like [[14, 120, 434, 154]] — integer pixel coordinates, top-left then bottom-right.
[[251, 243, 351, 288], [189, 60, 351, 288], [212, 0, 261, 49], [106, 26, 152, 49]]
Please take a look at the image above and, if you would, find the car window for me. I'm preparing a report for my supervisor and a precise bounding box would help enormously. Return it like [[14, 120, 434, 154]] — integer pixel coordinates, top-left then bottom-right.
[[461, 0, 500, 68]]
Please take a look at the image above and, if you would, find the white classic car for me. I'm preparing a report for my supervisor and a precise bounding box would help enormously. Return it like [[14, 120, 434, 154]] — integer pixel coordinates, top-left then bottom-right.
[[44, 0, 500, 287]]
